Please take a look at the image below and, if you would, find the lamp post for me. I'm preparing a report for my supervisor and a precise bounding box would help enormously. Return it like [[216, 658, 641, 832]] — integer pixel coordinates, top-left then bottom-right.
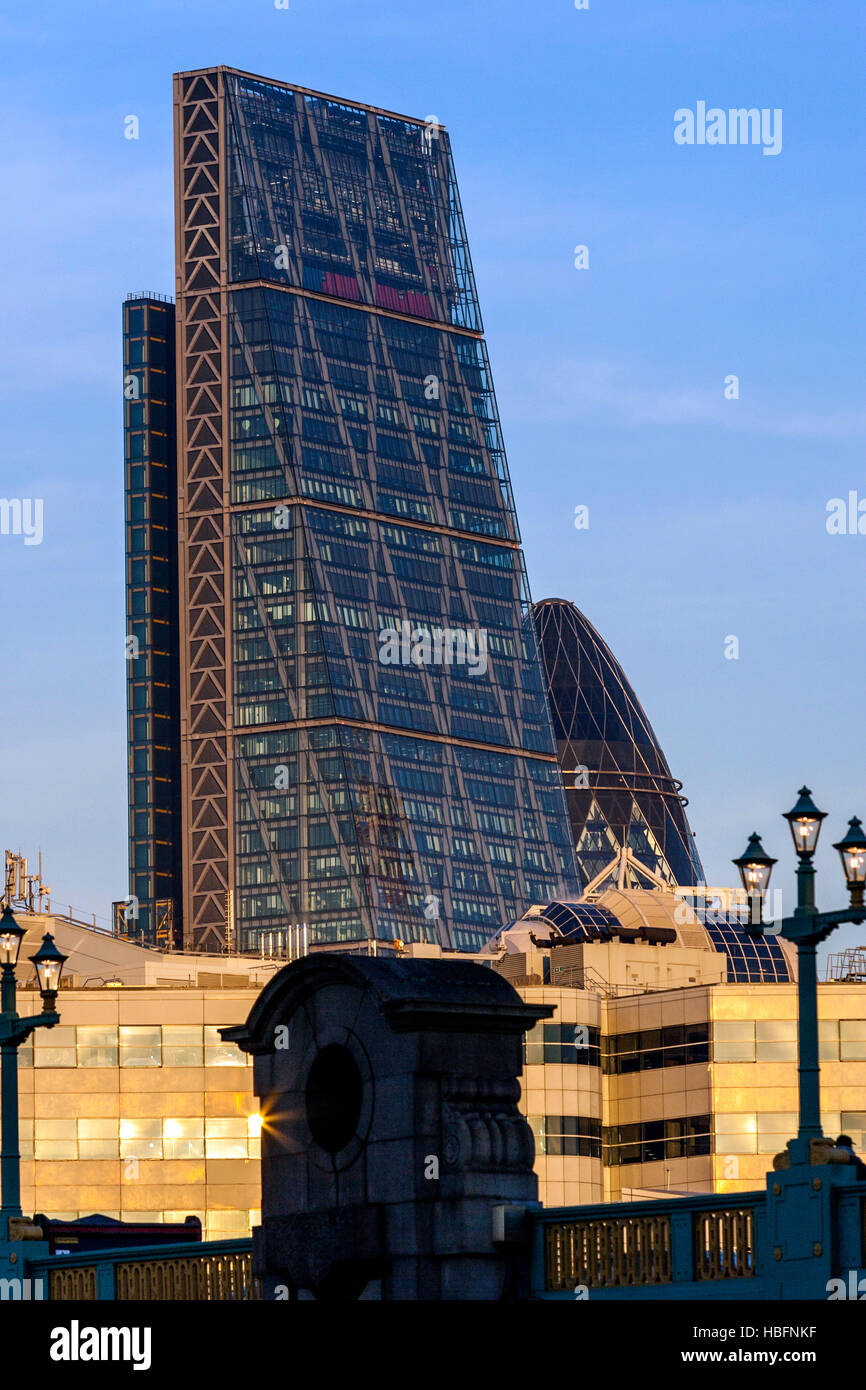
[[0, 906, 67, 1233], [733, 788, 866, 1166]]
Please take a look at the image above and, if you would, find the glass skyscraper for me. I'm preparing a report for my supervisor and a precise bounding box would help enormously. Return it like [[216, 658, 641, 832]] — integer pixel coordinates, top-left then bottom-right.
[[533, 598, 704, 893], [122, 294, 183, 946], [124, 67, 577, 953]]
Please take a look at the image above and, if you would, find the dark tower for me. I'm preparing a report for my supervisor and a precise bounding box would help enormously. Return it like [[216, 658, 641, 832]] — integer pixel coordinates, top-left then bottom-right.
[[533, 598, 704, 893], [121, 294, 183, 946]]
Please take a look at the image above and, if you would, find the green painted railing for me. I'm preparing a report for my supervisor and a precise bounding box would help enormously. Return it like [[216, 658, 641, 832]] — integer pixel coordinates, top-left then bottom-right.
[[26, 1238, 259, 1301]]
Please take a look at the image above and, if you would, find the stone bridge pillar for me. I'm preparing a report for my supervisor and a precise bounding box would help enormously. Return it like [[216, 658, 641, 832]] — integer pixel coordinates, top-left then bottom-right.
[[223, 955, 552, 1300]]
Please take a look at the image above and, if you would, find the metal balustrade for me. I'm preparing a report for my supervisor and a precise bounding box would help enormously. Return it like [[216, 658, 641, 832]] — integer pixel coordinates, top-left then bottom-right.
[[533, 1190, 769, 1298], [545, 1213, 672, 1291], [30, 1238, 259, 1301], [694, 1206, 756, 1280]]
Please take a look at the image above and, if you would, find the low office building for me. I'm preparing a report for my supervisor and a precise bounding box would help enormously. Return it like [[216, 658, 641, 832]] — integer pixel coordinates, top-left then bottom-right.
[[493, 888, 866, 1205], [4, 892, 865, 1224], [11, 913, 268, 1238]]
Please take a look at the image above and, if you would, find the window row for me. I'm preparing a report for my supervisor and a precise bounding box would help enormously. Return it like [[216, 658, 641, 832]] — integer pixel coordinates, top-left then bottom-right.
[[523, 1023, 602, 1067], [21, 1114, 262, 1161], [714, 1018, 866, 1063], [603, 1024, 710, 1074], [528, 1115, 602, 1159], [714, 1111, 866, 1155], [18, 1026, 250, 1069], [603, 1116, 712, 1166]]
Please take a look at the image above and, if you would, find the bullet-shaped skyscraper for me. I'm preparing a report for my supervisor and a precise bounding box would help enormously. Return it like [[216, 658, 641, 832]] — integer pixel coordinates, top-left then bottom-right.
[[124, 68, 577, 954]]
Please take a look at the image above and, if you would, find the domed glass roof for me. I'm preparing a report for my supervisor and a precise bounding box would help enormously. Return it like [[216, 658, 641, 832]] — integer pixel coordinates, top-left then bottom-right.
[[533, 599, 704, 892]]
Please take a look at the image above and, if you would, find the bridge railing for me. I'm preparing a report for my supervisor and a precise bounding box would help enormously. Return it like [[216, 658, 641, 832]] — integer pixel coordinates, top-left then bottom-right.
[[26, 1238, 259, 1301], [533, 1190, 766, 1299]]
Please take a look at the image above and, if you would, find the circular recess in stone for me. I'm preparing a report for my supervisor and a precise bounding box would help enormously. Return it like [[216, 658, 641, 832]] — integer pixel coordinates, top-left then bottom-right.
[[305, 1043, 363, 1153]]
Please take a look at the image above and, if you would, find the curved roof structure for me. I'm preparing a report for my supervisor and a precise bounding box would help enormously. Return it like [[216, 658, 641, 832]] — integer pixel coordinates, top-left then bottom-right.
[[533, 599, 704, 893], [491, 889, 795, 984]]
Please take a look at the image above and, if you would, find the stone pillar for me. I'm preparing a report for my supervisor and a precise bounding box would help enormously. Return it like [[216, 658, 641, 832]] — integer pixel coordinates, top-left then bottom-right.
[[223, 956, 553, 1300]]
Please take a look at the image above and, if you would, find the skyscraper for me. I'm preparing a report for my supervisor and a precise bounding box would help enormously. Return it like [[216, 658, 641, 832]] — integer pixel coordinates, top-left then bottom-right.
[[533, 598, 704, 893], [125, 67, 577, 953], [122, 294, 183, 946]]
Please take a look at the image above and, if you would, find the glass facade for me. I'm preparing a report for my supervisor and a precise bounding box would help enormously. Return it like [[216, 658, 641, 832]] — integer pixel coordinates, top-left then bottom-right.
[[533, 598, 704, 892], [122, 295, 183, 946], [175, 70, 578, 952]]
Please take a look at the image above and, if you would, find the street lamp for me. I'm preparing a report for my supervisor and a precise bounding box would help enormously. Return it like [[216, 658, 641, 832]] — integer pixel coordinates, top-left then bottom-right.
[[0, 906, 67, 1232], [833, 817, 866, 911], [733, 833, 777, 926], [732, 788, 866, 1167]]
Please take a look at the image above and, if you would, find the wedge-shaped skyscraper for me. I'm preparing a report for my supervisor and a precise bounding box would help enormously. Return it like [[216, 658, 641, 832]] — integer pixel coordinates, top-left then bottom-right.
[[148, 67, 577, 952]]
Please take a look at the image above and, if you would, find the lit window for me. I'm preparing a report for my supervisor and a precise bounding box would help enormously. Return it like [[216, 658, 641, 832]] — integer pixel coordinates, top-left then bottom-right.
[[162, 1026, 204, 1067], [713, 1021, 755, 1062], [756, 1113, 797, 1154], [755, 1020, 797, 1062], [715, 1113, 758, 1154], [205, 1209, 252, 1239], [819, 1020, 839, 1061], [78, 1118, 118, 1159], [35, 1119, 77, 1159], [34, 1026, 76, 1068], [204, 1026, 248, 1068], [120, 1117, 163, 1159], [205, 1117, 249, 1158], [840, 1113, 866, 1148], [162, 1117, 204, 1159], [119, 1026, 162, 1067], [247, 1113, 262, 1159], [77, 1027, 119, 1068], [840, 1021, 866, 1062]]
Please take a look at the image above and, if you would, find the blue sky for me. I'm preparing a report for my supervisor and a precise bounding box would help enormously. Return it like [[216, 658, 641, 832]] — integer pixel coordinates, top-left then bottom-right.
[[0, 0, 863, 958]]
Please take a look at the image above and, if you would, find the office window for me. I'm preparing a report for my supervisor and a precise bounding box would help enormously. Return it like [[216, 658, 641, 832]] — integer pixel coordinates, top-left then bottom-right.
[[713, 1021, 755, 1062], [19, 1118, 33, 1159], [119, 1026, 162, 1067], [120, 1118, 163, 1159], [77, 1026, 119, 1067], [840, 1113, 866, 1148], [205, 1117, 249, 1158], [603, 1023, 709, 1074], [247, 1113, 262, 1160], [162, 1025, 204, 1067], [527, 1115, 602, 1159], [755, 1020, 797, 1062], [78, 1118, 119, 1159], [524, 1023, 601, 1067], [163, 1118, 204, 1159], [164, 1210, 206, 1227], [206, 1209, 253, 1239], [756, 1113, 797, 1154], [34, 1026, 76, 1067], [205, 1026, 248, 1068], [603, 1115, 711, 1166], [840, 1020, 866, 1062], [35, 1119, 77, 1159], [715, 1114, 758, 1154], [819, 1020, 839, 1061]]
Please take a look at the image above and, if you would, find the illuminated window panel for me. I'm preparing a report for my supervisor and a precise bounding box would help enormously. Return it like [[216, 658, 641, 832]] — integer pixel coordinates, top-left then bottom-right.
[[119, 1026, 162, 1067]]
